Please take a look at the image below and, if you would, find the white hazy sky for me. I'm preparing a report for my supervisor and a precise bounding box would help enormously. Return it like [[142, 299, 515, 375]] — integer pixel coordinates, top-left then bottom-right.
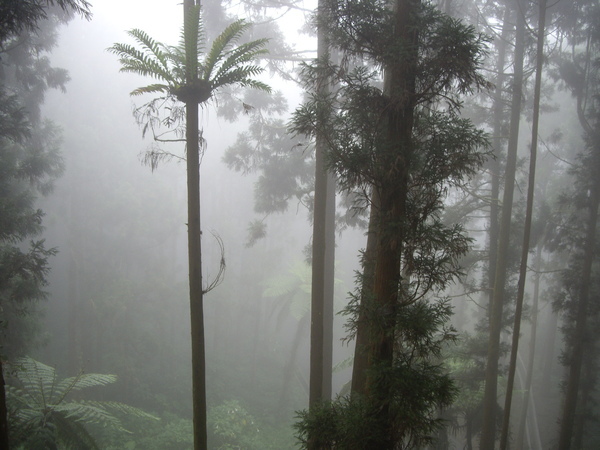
[[91, 0, 183, 43]]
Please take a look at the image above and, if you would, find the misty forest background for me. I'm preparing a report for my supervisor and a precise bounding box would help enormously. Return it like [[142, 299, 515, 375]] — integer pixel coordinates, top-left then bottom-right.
[[1, 0, 599, 448]]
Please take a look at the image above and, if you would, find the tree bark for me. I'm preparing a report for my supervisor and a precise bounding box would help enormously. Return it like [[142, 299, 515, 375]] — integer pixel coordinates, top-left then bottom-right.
[[184, 1, 207, 449], [487, 5, 511, 323], [351, 190, 379, 397], [515, 242, 543, 450], [480, 0, 526, 447], [309, 0, 334, 430], [362, 1, 418, 446], [0, 359, 9, 449], [500, 1, 546, 447]]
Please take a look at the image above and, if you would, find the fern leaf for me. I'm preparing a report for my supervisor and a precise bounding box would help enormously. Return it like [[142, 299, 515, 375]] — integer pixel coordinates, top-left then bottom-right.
[[98, 400, 160, 421], [130, 84, 172, 96], [203, 20, 251, 81], [57, 401, 123, 429], [182, 4, 202, 80], [51, 410, 101, 450], [212, 39, 269, 81]]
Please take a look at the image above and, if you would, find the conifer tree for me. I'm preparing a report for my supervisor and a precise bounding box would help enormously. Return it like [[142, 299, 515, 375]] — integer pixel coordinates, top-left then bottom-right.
[[292, 0, 490, 446]]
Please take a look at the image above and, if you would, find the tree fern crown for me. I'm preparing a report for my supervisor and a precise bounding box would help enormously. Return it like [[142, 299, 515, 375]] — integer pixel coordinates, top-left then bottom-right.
[[108, 7, 270, 105]]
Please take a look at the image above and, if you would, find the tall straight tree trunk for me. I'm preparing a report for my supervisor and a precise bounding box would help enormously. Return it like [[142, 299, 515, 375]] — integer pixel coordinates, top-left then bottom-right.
[[557, 19, 599, 447], [480, 0, 526, 447], [488, 6, 511, 321], [500, 1, 546, 447], [0, 359, 8, 449], [363, 1, 418, 446], [557, 174, 599, 450], [184, 1, 207, 449], [515, 241, 543, 450], [351, 189, 379, 396], [323, 170, 335, 399], [309, 0, 334, 426]]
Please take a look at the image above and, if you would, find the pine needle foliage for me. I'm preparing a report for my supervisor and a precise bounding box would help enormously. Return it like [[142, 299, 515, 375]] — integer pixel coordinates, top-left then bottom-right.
[[6, 357, 158, 449]]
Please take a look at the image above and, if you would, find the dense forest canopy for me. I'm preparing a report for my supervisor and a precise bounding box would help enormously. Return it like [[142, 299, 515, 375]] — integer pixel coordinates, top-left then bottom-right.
[[0, 0, 599, 448]]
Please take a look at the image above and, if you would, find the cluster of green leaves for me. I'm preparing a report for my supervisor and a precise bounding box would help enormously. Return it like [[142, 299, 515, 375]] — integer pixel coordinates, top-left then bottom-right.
[[291, 0, 492, 446], [0, 0, 91, 43], [208, 400, 260, 449], [109, 5, 269, 102], [0, 13, 69, 354], [297, 298, 457, 449], [6, 357, 158, 449]]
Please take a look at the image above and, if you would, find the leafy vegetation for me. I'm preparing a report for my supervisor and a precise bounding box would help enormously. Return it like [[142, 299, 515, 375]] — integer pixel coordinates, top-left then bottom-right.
[[5, 357, 157, 449]]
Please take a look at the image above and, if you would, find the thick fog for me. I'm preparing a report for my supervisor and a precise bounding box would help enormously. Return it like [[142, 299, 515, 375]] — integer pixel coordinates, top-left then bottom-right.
[[2, 0, 600, 449]]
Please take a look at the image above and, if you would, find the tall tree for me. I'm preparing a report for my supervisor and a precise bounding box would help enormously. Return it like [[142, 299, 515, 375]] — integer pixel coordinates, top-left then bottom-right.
[[553, 1, 600, 446], [0, 1, 91, 446], [309, 0, 335, 416], [109, 5, 270, 448], [500, 0, 547, 447], [480, 0, 527, 446], [292, 0, 490, 446]]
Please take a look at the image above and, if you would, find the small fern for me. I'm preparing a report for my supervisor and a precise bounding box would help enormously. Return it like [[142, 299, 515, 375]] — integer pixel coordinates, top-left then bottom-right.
[[6, 357, 159, 449]]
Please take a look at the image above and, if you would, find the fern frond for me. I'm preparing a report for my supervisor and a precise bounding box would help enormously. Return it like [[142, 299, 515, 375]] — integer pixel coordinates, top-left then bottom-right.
[[13, 357, 57, 407], [57, 401, 123, 429], [240, 80, 272, 93], [96, 400, 160, 421], [214, 39, 269, 78], [127, 28, 172, 71], [51, 410, 101, 450], [182, 4, 202, 80], [130, 84, 172, 96], [7, 357, 157, 449], [212, 66, 270, 92], [221, 45, 269, 71], [203, 20, 251, 81], [60, 372, 117, 392], [108, 33, 176, 84]]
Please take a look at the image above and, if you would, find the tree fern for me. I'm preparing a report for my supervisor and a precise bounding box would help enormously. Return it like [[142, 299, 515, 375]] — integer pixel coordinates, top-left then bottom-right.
[[6, 357, 158, 449], [108, 11, 270, 107]]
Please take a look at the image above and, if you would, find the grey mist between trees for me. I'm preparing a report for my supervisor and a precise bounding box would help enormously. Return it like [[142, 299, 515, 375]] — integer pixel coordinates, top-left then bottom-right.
[[0, 0, 599, 449]]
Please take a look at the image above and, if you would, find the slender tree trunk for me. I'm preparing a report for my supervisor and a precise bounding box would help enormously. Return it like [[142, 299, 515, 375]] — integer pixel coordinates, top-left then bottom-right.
[[187, 98, 207, 450], [323, 169, 335, 400], [572, 355, 594, 449], [480, 0, 526, 447], [351, 190, 379, 397], [0, 359, 9, 449], [309, 0, 334, 430], [557, 20, 599, 448], [515, 242, 543, 450], [500, 2, 546, 447], [184, 2, 207, 449], [488, 5, 511, 321], [557, 179, 599, 449]]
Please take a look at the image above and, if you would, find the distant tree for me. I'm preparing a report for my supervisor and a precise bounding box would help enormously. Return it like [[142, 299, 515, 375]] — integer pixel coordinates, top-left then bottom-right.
[[309, 0, 335, 426], [0, 0, 91, 43], [500, 1, 548, 447], [551, 2, 600, 445], [109, 3, 270, 448], [480, 0, 528, 445], [0, 1, 91, 446]]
